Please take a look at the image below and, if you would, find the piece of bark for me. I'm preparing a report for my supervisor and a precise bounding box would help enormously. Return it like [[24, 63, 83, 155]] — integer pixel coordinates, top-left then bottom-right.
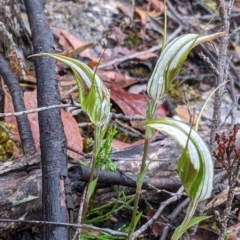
[[113, 138, 180, 177], [0, 0, 32, 61], [0, 139, 181, 235]]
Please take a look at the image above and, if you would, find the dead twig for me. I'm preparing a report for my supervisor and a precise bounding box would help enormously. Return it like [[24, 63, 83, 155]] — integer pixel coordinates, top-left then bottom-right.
[[0, 103, 80, 117], [198, 52, 219, 76], [0, 55, 36, 156], [72, 186, 87, 240], [160, 198, 190, 240], [131, 187, 184, 240], [0, 219, 128, 237], [209, 0, 233, 152]]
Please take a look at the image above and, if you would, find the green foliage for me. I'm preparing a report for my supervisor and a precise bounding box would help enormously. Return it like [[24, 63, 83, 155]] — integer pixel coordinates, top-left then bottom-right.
[[172, 214, 212, 240], [126, 30, 140, 48], [0, 122, 14, 161], [82, 188, 134, 239], [81, 226, 128, 240], [86, 178, 98, 205], [172, 201, 212, 240], [96, 126, 117, 171], [85, 188, 134, 224], [30, 52, 113, 223], [127, 4, 224, 236], [136, 165, 148, 189], [133, 212, 142, 231]]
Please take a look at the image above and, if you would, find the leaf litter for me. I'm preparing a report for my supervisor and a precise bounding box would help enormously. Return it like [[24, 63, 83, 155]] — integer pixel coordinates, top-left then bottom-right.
[[5, 0, 240, 239]]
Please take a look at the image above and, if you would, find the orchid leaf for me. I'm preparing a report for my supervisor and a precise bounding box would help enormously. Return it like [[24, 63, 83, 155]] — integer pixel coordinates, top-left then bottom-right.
[[86, 178, 98, 203], [195, 80, 229, 131], [172, 213, 212, 240]]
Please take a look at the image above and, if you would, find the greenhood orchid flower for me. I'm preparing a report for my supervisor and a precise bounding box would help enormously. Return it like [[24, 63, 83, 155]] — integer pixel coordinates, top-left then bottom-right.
[[147, 32, 225, 102], [30, 53, 110, 126]]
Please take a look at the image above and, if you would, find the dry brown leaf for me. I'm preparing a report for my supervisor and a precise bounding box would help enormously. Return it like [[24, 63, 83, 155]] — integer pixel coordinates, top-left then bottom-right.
[[97, 70, 139, 88], [148, 10, 164, 18], [135, 6, 163, 25], [51, 26, 73, 51], [135, 7, 148, 24], [60, 42, 93, 58], [60, 29, 98, 62], [205, 187, 240, 210], [19, 83, 36, 89], [9, 53, 36, 84], [60, 79, 77, 87], [146, 0, 165, 12], [112, 139, 144, 150], [175, 105, 198, 124], [112, 139, 145, 150], [4, 91, 83, 159], [116, 2, 133, 18], [107, 83, 167, 120], [51, 26, 99, 62], [146, 209, 164, 237]]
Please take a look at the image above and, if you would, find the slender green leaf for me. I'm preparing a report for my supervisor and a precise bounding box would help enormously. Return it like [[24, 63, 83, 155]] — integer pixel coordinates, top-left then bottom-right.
[[172, 215, 212, 240], [162, 0, 167, 51], [136, 166, 148, 189], [195, 80, 229, 131], [86, 178, 98, 202], [133, 212, 142, 230], [128, 212, 142, 238]]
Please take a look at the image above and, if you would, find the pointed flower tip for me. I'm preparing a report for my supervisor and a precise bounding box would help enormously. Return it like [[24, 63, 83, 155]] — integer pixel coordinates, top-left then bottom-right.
[[195, 31, 226, 45]]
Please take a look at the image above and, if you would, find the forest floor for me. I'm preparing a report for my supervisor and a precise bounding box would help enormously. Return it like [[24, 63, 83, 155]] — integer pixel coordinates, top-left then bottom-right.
[[3, 0, 240, 239]]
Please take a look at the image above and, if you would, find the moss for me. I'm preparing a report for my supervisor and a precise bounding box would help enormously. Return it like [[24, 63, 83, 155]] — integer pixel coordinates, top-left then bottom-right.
[[0, 122, 14, 161]]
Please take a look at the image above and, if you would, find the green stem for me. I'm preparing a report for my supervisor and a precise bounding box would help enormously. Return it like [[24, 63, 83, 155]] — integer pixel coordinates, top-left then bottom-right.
[[128, 132, 150, 239], [128, 99, 157, 238], [171, 201, 198, 240], [90, 126, 101, 181], [81, 125, 101, 222]]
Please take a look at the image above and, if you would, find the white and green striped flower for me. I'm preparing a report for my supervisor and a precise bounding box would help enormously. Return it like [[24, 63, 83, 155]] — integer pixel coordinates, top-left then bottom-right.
[[30, 53, 110, 126], [141, 117, 213, 201], [147, 32, 225, 102]]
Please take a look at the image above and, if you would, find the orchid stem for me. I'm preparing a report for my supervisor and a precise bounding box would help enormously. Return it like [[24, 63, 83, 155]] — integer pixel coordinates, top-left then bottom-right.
[[81, 125, 101, 222]]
